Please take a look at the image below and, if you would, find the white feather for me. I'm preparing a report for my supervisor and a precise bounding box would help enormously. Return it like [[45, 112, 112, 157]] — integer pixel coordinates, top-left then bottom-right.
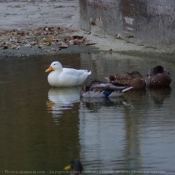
[[46, 61, 91, 87]]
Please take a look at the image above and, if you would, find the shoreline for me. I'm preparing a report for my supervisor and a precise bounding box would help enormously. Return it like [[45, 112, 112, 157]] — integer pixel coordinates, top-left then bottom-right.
[[0, 0, 174, 57]]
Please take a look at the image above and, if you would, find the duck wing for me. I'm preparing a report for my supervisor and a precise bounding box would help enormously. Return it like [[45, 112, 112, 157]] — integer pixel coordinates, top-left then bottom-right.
[[58, 68, 91, 86]]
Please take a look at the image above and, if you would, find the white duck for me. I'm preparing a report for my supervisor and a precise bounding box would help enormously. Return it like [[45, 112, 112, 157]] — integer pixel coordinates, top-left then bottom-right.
[[45, 61, 91, 87]]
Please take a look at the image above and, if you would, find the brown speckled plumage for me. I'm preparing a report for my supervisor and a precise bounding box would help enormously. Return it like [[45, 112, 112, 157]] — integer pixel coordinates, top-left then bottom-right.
[[145, 65, 172, 87], [107, 71, 146, 90]]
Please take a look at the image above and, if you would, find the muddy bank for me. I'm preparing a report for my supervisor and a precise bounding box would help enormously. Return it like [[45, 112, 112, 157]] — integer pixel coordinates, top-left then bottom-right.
[[0, 26, 97, 58], [0, 0, 174, 57], [0, 0, 92, 57], [0, 45, 98, 58]]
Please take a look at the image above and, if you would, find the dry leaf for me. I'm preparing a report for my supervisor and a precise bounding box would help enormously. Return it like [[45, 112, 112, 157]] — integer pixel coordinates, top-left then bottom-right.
[[3, 46, 8, 49]]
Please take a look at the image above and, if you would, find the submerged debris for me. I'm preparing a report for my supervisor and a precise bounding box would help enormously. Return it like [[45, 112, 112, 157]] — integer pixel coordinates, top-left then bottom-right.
[[0, 27, 95, 52]]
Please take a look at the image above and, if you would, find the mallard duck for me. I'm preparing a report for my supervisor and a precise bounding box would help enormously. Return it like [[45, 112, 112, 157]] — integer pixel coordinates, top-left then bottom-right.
[[105, 71, 146, 90], [145, 65, 172, 87], [80, 79, 133, 98], [64, 159, 83, 175], [45, 61, 91, 87]]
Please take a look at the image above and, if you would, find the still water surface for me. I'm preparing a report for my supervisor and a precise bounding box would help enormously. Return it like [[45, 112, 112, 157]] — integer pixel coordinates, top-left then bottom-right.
[[0, 52, 175, 175]]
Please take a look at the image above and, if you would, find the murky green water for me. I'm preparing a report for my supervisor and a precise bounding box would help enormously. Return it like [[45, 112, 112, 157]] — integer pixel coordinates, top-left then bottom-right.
[[0, 52, 175, 175]]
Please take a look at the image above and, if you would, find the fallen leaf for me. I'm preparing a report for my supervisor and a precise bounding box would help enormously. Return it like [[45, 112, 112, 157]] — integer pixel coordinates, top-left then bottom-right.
[[3, 46, 8, 49], [72, 35, 84, 39], [16, 46, 20, 49], [84, 41, 96, 45], [60, 42, 68, 48]]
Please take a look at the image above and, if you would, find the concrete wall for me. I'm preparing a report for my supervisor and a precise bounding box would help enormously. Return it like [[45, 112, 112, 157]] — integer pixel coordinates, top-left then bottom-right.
[[79, 0, 175, 52]]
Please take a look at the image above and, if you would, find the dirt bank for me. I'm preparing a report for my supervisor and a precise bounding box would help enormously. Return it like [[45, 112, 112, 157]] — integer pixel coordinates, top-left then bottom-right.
[[0, 0, 170, 57]]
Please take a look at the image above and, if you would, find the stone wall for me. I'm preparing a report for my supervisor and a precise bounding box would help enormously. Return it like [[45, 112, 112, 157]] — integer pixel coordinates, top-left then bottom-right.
[[79, 0, 175, 52]]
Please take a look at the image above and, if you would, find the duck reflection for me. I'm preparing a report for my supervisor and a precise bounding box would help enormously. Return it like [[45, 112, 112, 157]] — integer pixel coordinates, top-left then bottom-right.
[[81, 96, 130, 111], [79, 95, 140, 171], [81, 96, 126, 104], [149, 87, 172, 106], [124, 89, 146, 99], [46, 87, 81, 123]]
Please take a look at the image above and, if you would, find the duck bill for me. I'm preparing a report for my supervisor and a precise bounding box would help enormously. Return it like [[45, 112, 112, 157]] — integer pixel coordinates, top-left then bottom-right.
[[45, 66, 53, 72], [64, 165, 71, 170]]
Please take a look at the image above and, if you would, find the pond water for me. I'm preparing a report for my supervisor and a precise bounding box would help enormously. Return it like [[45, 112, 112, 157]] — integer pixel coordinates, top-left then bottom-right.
[[0, 51, 175, 175]]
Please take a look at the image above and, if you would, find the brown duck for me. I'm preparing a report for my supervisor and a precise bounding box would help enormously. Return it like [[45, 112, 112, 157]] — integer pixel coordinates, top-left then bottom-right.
[[105, 71, 146, 90], [145, 65, 172, 87]]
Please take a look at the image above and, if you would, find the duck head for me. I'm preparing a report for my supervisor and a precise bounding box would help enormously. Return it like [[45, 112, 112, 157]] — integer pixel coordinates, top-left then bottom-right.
[[64, 159, 83, 175], [45, 61, 63, 72], [104, 75, 115, 82]]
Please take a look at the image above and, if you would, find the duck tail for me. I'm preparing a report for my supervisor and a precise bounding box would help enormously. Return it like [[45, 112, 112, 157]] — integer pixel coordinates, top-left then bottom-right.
[[88, 71, 92, 75], [122, 86, 133, 93]]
